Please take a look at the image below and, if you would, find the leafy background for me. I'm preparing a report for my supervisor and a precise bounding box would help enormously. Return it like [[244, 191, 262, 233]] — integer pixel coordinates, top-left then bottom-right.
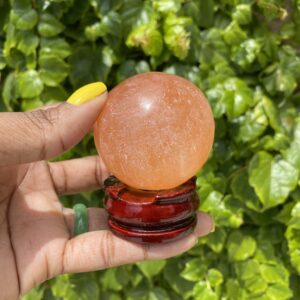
[[1, 0, 300, 299]]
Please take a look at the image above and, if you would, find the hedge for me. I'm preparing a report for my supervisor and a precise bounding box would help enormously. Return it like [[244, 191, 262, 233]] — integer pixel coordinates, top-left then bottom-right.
[[1, 0, 300, 299]]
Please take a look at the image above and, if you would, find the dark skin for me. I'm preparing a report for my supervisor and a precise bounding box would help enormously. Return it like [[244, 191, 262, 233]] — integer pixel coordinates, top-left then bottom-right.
[[0, 93, 214, 299]]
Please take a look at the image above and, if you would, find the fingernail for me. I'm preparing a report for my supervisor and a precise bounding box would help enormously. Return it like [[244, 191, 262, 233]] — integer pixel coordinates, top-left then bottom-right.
[[67, 82, 107, 106]]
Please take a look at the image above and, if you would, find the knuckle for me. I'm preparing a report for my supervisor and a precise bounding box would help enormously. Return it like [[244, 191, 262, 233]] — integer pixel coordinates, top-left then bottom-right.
[[61, 240, 73, 274], [26, 105, 60, 131], [100, 231, 115, 268], [24, 104, 68, 157], [55, 163, 68, 195]]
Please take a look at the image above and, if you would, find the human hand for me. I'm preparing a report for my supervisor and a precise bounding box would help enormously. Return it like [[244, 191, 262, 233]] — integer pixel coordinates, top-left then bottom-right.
[[0, 83, 214, 299]]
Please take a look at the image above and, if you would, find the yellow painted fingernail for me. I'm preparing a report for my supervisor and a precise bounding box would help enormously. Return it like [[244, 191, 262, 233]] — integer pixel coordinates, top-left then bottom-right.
[[67, 82, 107, 105]]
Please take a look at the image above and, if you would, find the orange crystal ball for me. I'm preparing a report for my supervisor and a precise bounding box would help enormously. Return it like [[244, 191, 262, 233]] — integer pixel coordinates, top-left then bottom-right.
[[94, 72, 215, 190]]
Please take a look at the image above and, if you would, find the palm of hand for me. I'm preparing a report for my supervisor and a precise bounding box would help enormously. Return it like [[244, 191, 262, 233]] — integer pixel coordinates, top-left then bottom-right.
[[1, 161, 75, 298]]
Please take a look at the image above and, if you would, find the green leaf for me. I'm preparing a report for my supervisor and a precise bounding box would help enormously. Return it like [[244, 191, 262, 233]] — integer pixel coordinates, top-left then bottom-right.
[[40, 38, 71, 59], [21, 98, 43, 111], [231, 169, 263, 212], [116, 59, 150, 83], [115, 266, 131, 287], [16, 69, 44, 98], [249, 151, 299, 209], [261, 47, 300, 96], [286, 202, 300, 274], [137, 260, 166, 279], [0, 0, 10, 33], [4, 23, 18, 55], [25, 52, 37, 69], [235, 259, 260, 281], [120, 0, 152, 36], [127, 284, 149, 300], [226, 279, 244, 300], [201, 192, 243, 228], [274, 202, 294, 225], [164, 259, 194, 298], [39, 55, 69, 86], [100, 269, 123, 291], [278, 103, 297, 134], [254, 240, 277, 263], [130, 269, 143, 287], [153, 0, 183, 13], [223, 78, 253, 118], [163, 63, 200, 84], [244, 276, 268, 295], [4, 43, 27, 69], [290, 202, 300, 219], [84, 22, 106, 41], [231, 38, 263, 70], [69, 46, 111, 88], [70, 274, 100, 300], [38, 14, 65, 37], [51, 275, 71, 297], [227, 231, 256, 261], [232, 4, 252, 25], [285, 117, 300, 170], [21, 287, 44, 300], [258, 224, 284, 245], [259, 263, 289, 284], [126, 20, 163, 56], [11, 9, 38, 30], [16, 30, 39, 56], [261, 133, 290, 152], [101, 11, 123, 37], [63, 0, 90, 24], [205, 228, 227, 253], [223, 22, 247, 45], [266, 283, 293, 300], [180, 258, 207, 282], [231, 102, 268, 143], [2, 72, 17, 111], [206, 84, 226, 118], [163, 14, 192, 60], [149, 287, 170, 300], [262, 96, 282, 133], [40, 85, 67, 103], [247, 294, 271, 300], [100, 291, 122, 300], [90, 0, 123, 17], [0, 41, 5, 70], [197, 0, 215, 28], [10, 0, 31, 11], [207, 269, 223, 287], [193, 281, 218, 300], [257, 1, 288, 21]]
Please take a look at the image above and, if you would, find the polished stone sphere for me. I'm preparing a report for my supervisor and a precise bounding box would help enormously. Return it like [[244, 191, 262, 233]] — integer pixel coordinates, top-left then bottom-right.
[[94, 72, 214, 190]]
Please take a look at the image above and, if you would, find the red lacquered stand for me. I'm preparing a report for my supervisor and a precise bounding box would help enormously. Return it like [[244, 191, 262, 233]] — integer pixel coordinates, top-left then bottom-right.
[[103, 176, 199, 244]]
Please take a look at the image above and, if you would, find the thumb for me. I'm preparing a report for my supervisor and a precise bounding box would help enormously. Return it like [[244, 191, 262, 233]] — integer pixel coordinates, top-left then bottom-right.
[[0, 82, 107, 166]]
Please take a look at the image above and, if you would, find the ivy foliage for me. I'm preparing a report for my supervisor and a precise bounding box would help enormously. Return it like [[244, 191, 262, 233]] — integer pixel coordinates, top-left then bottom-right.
[[1, 0, 300, 299]]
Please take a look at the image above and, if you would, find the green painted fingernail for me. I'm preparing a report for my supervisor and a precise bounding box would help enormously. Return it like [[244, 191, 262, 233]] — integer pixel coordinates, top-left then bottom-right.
[[73, 203, 88, 236]]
